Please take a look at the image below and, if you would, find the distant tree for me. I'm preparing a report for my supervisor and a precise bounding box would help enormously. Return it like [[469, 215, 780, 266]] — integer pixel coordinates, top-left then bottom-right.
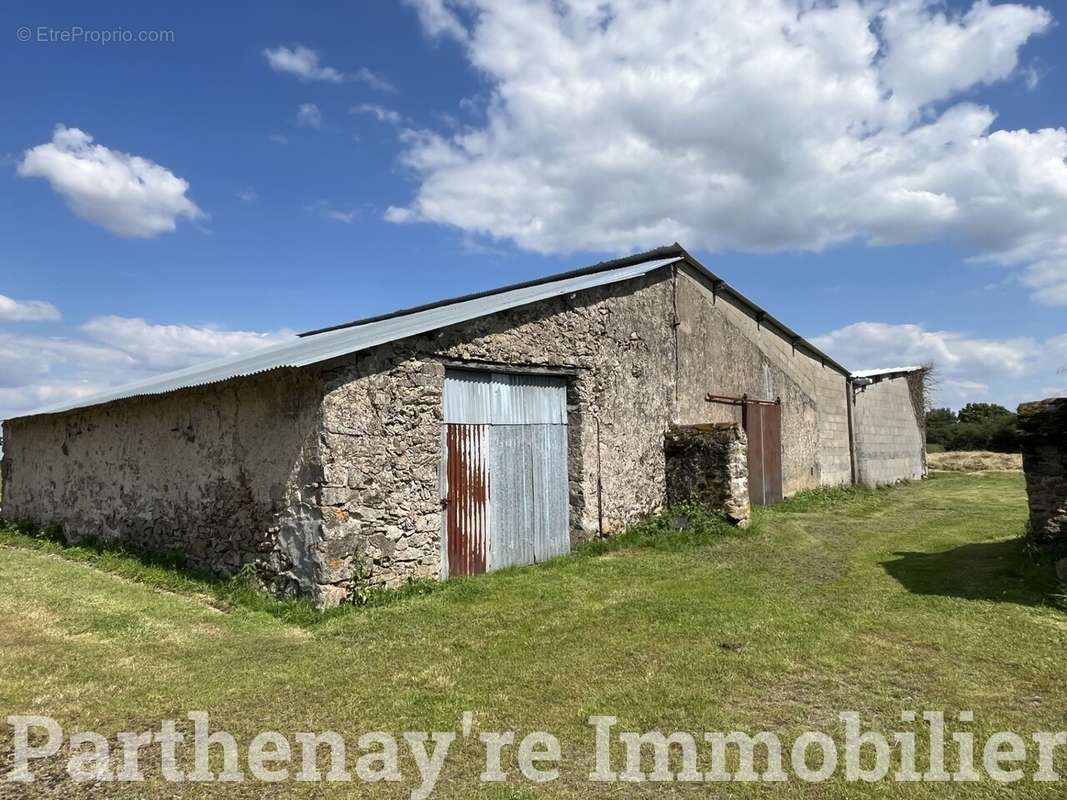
[[956, 403, 1013, 425], [925, 408, 956, 449], [924, 404, 1019, 453]]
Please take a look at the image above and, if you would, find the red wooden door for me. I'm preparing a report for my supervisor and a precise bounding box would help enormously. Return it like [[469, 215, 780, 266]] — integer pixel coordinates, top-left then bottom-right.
[[743, 401, 783, 506]]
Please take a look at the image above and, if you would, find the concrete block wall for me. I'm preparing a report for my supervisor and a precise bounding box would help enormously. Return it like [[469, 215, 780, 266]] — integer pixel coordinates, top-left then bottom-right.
[[851, 374, 926, 487], [813, 367, 852, 486], [673, 268, 852, 495]]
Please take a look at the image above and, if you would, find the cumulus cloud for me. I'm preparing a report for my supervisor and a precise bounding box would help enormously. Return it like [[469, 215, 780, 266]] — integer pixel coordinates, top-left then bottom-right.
[[296, 102, 323, 128], [0, 294, 61, 322], [390, 0, 1067, 304], [812, 321, 1062, 408], [263, 45, 395, 91], [404, 0, 469, 40], [17, 126, 204, 238], [80, 316, 293, 372], [0, 317, 293, 421]]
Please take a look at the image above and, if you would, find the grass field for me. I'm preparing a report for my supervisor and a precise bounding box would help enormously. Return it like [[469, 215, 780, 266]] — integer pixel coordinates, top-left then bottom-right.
[[1, 472, 1064, 798]]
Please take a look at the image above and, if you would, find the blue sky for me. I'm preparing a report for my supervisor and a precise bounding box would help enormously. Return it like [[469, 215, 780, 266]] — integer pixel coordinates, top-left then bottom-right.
[[1, 0, 1065, 420]]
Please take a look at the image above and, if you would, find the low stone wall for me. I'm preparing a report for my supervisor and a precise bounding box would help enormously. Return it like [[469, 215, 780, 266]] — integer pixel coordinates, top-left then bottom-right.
[[1019, 397, 1067, 550], [663, 424, 750, 526]]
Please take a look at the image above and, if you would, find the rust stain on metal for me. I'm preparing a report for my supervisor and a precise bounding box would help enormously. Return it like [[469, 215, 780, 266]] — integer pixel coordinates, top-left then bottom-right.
[[446, 423, 489, 576]]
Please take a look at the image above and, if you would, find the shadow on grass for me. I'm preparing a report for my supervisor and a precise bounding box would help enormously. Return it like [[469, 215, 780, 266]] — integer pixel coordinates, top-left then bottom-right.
[[882, 537, 1064, 609], [0, 521, 371, 626]]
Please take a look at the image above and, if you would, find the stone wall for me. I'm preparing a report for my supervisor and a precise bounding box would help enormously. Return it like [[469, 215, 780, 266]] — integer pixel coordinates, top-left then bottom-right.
[[673, 267, 852, 494], [851, 372, 926, 487], [1018, 397, 1067, 549], [314, 265, 855, 595], [0, 369, 329, 598], [1, 261, 901, 605], [664, 424, 750, 526], [315, 273, 678, 589]]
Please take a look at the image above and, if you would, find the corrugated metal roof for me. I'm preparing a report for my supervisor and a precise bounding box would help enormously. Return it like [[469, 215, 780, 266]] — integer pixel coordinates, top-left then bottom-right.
[[15, 256, 681, 419], [851, 366, 924, 379]]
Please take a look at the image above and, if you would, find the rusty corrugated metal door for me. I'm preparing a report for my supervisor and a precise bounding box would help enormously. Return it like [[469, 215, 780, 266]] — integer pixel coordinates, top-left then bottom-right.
[[743, 400, 783, 506], [442, 369, 569, 577], [444, 423, 489, 576], [443, 371, 492, 576]]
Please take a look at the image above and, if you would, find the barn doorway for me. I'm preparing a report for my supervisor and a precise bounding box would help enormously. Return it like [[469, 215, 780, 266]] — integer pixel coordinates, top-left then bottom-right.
[[441, 368, 570, 577], [742, 398, 784, 506]]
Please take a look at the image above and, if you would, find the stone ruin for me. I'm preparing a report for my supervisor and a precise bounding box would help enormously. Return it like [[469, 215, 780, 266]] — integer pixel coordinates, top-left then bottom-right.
[[1018, 397, 1067, 551], [663, 423, 751, 527]]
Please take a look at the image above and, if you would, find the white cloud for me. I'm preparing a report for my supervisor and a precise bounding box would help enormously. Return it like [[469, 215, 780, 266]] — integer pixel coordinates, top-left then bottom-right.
[[391, 0, 1067, 304], [879, 0, 1051, 112], [941, 379, 991, 399], [263, 45, 395, 91], [352, 104, 404, 125], [296, 103, 323, 128], [0, 317, 293, 421], [237, 189, 258, 202], [306, 200, 361, 223], [80, 316, 293, 372], [324, 209, 358, 223], [264, 44, 344, 82], [811, 321, 1063, 409], [17, 126, 204, 238], [404, 0, 469, 41], [814, 321, 1038, 376], [352, 67, 397, 94], [0, 294, 61, 322]]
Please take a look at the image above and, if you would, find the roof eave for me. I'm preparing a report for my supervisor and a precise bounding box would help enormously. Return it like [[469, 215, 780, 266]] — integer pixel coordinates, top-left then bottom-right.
[[671, 250, 852, 378]]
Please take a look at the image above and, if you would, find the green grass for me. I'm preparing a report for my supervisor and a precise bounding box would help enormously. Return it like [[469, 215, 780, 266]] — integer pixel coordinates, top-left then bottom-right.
[[1, 473, 1064, 798]]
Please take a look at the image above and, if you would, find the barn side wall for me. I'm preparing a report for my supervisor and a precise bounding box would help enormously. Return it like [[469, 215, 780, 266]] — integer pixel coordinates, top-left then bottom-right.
[[0, 263, 921, 605], [314, 266, 855, 595], [851, 374, 927, 487], [0, 369, 330, 599], [315, 272, 678, 590], [673, 268, 852, 495]]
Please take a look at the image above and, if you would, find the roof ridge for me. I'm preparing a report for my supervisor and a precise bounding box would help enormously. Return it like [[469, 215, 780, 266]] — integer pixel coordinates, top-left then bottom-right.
[[298, 243, 688, 337]]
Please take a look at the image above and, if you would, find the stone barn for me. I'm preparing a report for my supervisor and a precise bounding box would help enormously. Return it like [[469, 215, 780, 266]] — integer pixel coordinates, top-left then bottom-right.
[[0, 245, 926, 604]]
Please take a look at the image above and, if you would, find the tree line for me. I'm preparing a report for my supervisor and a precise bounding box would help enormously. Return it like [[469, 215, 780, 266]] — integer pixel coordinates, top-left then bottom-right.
[[925, 403, 1019, 453]]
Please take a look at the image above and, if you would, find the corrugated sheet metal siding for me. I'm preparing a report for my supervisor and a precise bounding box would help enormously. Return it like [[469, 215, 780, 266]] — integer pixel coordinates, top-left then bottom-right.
[[444, 423, 489, 576], [443, 370, 567, 425], [489, 423, 569, 569], [442, 369, 569, 576], [443, 370, 494, 424]]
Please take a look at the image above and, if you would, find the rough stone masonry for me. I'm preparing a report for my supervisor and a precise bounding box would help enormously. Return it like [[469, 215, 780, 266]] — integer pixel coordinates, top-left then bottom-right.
[[663, 424, 751, 527], [1019, 397, 1067, 550], [0, 249, 925, 606]]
